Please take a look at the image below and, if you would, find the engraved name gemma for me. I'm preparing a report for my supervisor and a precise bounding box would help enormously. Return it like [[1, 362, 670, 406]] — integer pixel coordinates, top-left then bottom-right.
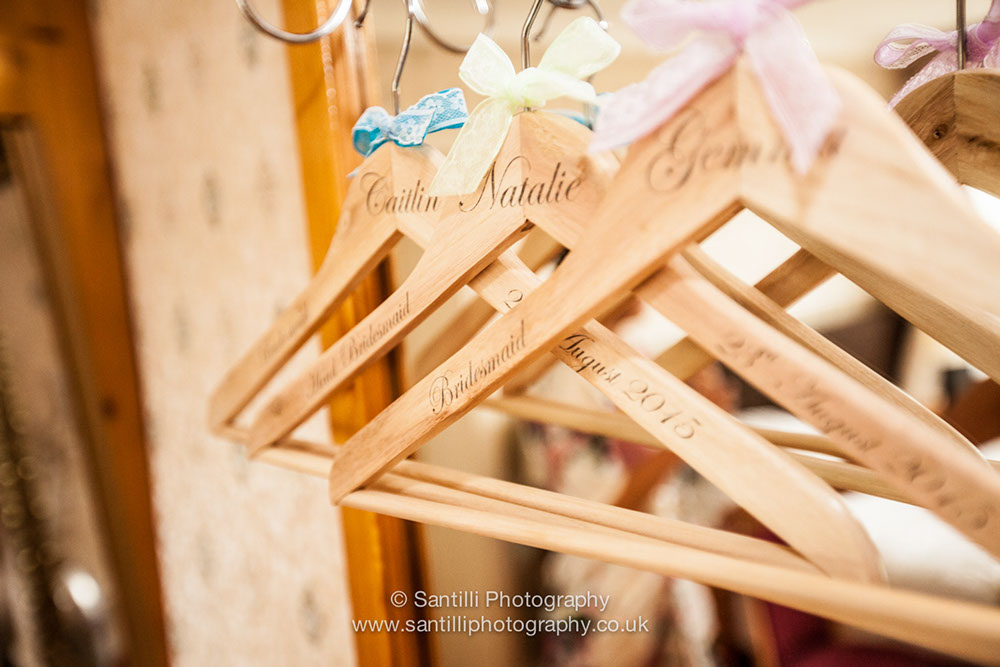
[[646, 108, 846, 194]]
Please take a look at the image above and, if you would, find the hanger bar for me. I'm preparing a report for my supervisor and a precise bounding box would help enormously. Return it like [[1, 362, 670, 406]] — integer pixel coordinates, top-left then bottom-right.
[[240, 437, 1000, 663], [220, 424, 810, 569], [484, 395, 1000, 504]]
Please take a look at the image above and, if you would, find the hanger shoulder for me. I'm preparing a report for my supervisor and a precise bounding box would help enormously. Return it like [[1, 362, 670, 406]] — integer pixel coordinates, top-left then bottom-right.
[[248, 201, 531, 451], [893, 74, 961, 175], [744, 64, 1000, 319], [954, 69, 1000, 197], [739, 64, 1000, 383], [512, 111, 618, 247], [207, 176, 402, 431]]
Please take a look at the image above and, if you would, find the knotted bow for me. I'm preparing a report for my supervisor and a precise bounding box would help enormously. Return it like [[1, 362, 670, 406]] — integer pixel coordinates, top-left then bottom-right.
[[352, 88, 468, 158], [875, 0, 1000, 107], [428, 17, 621, 196], [591, 0, 839, 175]]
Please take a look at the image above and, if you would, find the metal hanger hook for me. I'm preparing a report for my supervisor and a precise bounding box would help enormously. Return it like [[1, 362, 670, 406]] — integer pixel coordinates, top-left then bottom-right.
[[355, 0, 494, 113], [531, 0, 608, 43], [234, 0, 354, 44], [522, 0, 607, 69], [957, 0, 968, 69]]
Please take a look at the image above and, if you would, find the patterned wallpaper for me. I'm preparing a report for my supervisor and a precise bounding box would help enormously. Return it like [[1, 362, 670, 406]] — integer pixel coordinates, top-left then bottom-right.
[[88, 1, 356, 664]]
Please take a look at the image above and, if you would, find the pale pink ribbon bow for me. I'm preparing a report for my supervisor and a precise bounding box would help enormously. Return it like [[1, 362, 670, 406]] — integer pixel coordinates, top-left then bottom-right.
[[591, 0, 840, 174], [875, 0, 1000, 107]]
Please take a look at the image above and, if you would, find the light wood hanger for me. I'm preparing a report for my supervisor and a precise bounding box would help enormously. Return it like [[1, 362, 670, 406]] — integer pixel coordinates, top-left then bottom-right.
[[246, 112, 617, 452], [326, 60, 1000, 559]]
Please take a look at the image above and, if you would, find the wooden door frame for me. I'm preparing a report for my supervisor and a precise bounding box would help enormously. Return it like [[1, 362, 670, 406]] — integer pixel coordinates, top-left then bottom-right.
[[0, 3, 169, 666], [277, 2, 431, 665]]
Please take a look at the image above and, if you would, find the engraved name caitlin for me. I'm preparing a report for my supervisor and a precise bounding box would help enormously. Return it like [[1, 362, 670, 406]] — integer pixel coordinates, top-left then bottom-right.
[[362, 173, 441, 216], [428, 321, 526, 413]]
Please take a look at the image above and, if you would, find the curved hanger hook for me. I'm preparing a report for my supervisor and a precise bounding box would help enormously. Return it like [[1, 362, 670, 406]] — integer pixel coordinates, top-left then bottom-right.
[[531, 0, 608, 44], [413, 0, 495, 54], [235, 0, 354, 44], [355, 0, 494, 113]]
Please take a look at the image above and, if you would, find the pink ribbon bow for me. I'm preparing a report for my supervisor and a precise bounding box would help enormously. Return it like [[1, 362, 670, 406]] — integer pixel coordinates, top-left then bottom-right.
[[875, 0, 1000, 107], [591, 0, 840, 174]]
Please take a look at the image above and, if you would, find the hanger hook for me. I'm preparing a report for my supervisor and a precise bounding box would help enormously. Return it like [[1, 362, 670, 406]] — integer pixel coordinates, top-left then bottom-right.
[[521, 0, 546, 70], [531, 0, 608, 43], [235, 0, 354, 44], [359, 0, 493, 53], [957, 0, 968, 69], [356, 0, 494, 113], [412, 0, 495, 54], [391, 10, 415, 114]]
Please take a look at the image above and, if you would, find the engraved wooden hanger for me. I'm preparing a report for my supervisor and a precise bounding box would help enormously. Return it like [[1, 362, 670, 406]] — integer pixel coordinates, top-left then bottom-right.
[[242, 17, 625, 450], [325, 59, 1000, 560]]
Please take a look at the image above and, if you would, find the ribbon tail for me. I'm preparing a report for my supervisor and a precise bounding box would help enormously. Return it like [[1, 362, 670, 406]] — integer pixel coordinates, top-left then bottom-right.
[[428, 97, 514, 197], [888, 51, 957, 107], [747, 10, 841, 174], [537, 16, 621, 79], [591, 37, 736, 152]]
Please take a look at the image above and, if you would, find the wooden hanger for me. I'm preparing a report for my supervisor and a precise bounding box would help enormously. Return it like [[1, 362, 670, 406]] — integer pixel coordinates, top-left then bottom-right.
[[326, 60, 1000, 559], [246, 112, 616, 451]]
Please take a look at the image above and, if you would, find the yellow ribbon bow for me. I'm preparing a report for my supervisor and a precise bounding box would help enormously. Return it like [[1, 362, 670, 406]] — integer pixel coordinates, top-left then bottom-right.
[[428, 16, 621, 197]]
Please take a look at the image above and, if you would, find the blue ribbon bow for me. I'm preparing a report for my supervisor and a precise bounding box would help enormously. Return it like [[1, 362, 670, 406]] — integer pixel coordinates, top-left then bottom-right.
[[352, 88, 468, 157]]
